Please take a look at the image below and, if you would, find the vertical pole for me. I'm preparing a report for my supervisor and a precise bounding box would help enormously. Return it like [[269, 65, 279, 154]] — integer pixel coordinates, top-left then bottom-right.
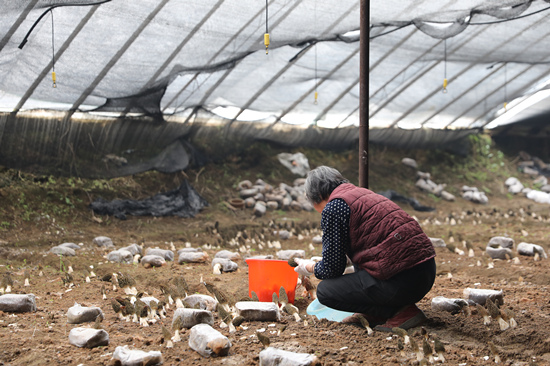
[[359, 0, 369, 188]]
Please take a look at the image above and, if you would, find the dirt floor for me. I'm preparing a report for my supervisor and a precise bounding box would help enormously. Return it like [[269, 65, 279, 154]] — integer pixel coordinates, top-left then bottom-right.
[[1, 141, 550, 365]]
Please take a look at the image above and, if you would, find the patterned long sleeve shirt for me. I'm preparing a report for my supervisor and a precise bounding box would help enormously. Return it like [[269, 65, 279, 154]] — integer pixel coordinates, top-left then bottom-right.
[[313, 198, 351, 279]]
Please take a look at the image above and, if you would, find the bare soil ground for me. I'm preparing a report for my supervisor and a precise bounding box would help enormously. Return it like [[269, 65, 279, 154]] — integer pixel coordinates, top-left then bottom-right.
[[1, 139, 550, 365]]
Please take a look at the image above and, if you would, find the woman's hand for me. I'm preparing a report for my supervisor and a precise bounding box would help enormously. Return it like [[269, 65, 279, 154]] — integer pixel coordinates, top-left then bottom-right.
[[294, 258, 316, 276]]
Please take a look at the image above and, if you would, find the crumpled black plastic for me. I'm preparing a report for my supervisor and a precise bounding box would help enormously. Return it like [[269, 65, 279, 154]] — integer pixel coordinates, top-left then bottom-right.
[[90, 180, 208, 220], [378, 189, 435, 212]]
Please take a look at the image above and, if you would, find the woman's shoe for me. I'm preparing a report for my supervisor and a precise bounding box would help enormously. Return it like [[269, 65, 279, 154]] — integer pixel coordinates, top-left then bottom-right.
[[373, 304, 427, 332]]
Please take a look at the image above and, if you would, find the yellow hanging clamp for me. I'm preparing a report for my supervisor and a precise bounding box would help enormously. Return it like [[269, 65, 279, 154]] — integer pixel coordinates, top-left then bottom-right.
[[442, 78, 447, 93], [264, 33, 270, 54], [504, 101, 507, 111], [52, 71, 57, 88], [314, 91, 318, 105]]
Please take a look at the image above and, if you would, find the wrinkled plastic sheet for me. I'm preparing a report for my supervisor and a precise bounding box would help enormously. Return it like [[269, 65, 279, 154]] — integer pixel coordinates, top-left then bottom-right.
[[277, 152, 310, 176], [90, 180, 208, 220], [378, 189, 435, 212]]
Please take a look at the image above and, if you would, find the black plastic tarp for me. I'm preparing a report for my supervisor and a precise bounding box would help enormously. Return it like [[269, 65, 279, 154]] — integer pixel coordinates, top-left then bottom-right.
[[90, 180, 208, 220]]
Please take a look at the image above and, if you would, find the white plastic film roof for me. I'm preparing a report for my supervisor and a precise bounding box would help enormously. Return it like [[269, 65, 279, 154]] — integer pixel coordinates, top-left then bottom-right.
[[370, 0, 550, 131], [1, 1, 550, 177], [2, 0, 549, 130], [0, 0, 361, 128]]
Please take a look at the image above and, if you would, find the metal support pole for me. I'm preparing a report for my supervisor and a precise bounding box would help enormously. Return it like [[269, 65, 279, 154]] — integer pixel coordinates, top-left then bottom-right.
[[359, 0, 369, 188]]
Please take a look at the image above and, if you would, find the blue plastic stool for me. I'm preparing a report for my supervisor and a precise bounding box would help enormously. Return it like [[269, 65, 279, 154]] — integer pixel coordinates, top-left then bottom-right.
[[306, 298, 354, 322]]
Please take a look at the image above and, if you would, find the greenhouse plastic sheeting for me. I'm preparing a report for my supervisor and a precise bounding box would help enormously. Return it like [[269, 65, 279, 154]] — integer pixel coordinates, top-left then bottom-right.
[[90, 180, 209, 220], [0, 111, 476, 177], [0, 1, 550, 176]]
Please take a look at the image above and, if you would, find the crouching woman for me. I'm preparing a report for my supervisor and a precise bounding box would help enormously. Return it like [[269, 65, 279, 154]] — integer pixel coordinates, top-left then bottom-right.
[[295, 166, 436, 331]]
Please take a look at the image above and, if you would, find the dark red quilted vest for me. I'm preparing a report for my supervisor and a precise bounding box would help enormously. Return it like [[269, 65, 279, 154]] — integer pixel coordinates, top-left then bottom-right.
[[329, 183, 435, 280]]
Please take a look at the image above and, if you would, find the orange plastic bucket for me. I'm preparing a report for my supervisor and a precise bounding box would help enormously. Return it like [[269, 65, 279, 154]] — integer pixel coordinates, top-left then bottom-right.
[[246, 258, 299, 303]]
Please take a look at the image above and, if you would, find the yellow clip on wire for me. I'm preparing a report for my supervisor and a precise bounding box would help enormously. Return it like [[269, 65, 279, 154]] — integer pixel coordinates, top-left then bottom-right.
[[52, 71, 57, 88], [442, 78, 447, 93], [314, 91, 318, 105], [264, 33, 270, 54], [504, 102, 507, 111]]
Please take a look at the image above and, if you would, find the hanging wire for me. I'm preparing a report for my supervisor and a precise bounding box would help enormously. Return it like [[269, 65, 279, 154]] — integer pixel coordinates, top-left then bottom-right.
[[314, 1, 318, 105], [314, 44, 318, 105], [50, 9, 56, 88], [442, 39, 447, 93], [504, 63, 507, 111], [369, 23, 411, 40], [264, 0, 270, 54], [469, 5, 550, 25], [18, 0, 112, 49], [369, 5, 550, 40]]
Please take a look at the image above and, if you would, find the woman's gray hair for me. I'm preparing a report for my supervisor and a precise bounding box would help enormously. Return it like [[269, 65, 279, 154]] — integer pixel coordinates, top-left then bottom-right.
[[305, 166, 349, 204]]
